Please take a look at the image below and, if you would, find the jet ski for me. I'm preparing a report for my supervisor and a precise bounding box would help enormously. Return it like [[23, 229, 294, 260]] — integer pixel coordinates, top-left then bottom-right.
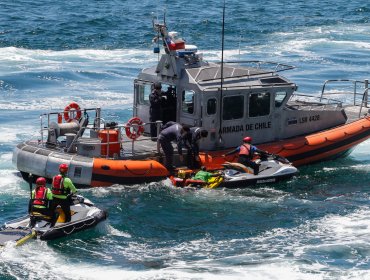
[[219, 153, 298, 188], [171, 154, 298, 189], [0, 195, 107, 246]]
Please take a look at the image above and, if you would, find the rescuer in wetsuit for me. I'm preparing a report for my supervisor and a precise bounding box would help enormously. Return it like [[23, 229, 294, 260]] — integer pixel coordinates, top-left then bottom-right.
[[51, 164, 77, 223], [29, 177, 54, 226]]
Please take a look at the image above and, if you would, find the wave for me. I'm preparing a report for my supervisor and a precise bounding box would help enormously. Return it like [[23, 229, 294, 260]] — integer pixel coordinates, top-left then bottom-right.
[[2, 204, 369, 280]]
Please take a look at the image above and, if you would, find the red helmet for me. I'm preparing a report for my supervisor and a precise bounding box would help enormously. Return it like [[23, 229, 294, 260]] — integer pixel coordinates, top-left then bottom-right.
[[243, 136, 252, 143], [59, 163, 69, 173], [36, 177, 46, 186]]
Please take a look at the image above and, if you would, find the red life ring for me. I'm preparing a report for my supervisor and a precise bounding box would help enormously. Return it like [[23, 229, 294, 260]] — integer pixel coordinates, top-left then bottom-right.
[[125, 117, 144, 140], [64, 102, 82, 122]]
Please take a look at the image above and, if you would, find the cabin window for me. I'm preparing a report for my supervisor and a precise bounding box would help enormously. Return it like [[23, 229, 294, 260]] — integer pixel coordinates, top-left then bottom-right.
[[249, 92, 270, 117], [223, 95, 244, 120], [275, 91, 287, 107], [137, 84, 151, 105], [182, 90, 195, 114], [207, 98, 217, 115], [73, 166, 82, 178]]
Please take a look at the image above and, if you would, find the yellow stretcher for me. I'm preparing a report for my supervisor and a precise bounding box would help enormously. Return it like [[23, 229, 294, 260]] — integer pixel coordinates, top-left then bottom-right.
[[204, 176, 224, 189]]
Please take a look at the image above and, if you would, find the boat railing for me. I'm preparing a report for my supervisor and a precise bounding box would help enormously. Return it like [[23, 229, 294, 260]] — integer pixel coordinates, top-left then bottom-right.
[[84, 121, 161, 158], [320, 79, 369, 114], [196, 60, 295, 84], [223, 60, 295, 72], [288, 93, 343, 110], [39, 108, 162, 158], [359, 88, 370, 118]]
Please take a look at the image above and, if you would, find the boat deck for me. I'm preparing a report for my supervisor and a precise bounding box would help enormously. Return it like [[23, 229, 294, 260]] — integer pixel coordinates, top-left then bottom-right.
[[119, 104, 367, 159], [288, 97, 368, 124], [344, 105, 369, 123], [120, 137, 194, 167], [121, 137, 161, 159]]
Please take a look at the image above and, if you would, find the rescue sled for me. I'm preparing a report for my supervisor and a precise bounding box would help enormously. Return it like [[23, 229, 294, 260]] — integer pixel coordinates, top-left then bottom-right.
[[0, 195, 107, 246], [171, 154, 298, 189]]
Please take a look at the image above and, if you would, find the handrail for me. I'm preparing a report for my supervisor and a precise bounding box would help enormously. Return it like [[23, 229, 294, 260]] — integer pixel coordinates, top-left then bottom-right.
[[222, 60, 296, 72], [292, 93, 342, 105], [196, 60, 295, 83], [359, 88, 369, 118], [39, 108, 163, 158], [320, 79, 369, 117], [320, 79, 368, 101]]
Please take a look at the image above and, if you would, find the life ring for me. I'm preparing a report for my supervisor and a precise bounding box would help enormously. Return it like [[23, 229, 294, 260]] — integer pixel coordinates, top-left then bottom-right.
[[64, 102, 82, 122], [125, 117, 144, 140]]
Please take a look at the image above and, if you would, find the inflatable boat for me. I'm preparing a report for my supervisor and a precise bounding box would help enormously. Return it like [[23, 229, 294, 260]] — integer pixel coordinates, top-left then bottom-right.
[[0, 195, 107, 246]]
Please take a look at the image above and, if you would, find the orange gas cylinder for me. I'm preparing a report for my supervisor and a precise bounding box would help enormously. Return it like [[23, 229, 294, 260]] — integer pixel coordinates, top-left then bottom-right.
[[98, 129, 120, 157]]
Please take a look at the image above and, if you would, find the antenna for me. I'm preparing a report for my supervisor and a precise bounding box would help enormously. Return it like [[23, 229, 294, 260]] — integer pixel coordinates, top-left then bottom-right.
[[238, 28, 242, 61], [218, 0, 226, 145], [152, 13, 161, 60], [156, 0, 159, 21]]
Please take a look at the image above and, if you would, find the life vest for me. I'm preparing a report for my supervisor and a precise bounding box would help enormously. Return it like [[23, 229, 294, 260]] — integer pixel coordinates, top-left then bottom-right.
[[32, 186, 48, 207], [239, 144, 252, 159], [52, 174, 67, 195]]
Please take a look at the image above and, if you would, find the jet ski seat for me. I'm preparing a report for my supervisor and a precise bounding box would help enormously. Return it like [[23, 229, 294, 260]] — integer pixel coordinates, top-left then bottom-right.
[[29, 212, 54, 227], [221, 162, 253, 174]]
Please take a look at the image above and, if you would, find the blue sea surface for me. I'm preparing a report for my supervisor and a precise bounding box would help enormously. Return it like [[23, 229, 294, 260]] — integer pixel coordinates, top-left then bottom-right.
[[0, 1, 370, 279]]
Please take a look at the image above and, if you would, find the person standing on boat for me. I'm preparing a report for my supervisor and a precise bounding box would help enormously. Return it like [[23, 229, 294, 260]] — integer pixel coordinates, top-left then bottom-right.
[[149, 82, 165, 140], [181, 127, 208, 169], [51, 163, 77, 223], [157, 123, 190, 172], [223, 136, 266, 175], [29, 177, 54, 226], [162, 85, 177, 124]]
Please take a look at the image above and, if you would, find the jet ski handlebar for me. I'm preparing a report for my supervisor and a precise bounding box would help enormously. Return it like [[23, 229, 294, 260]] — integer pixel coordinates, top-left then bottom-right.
[[258, 151, 291, 164], [70, 194, 94, 206], [270, 154, 291, 164]]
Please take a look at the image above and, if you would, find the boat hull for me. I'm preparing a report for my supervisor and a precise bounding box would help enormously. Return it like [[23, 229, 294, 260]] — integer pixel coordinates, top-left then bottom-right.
[[201, 117, 370, 169], [13, 117, 370, 187], [40, 209, 107, 240], [261, 116, 370, 166], [220, 173, 296, 188]]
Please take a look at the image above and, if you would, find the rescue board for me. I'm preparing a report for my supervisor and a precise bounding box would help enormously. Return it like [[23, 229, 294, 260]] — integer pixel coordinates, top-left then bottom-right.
[[0, 228, 36, 247]]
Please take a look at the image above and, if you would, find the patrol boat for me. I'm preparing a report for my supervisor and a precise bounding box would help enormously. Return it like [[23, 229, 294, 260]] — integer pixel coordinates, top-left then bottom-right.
[[12, 17, 370, 187]]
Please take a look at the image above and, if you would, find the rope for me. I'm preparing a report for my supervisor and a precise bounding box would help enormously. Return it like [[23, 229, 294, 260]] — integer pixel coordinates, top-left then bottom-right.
[[62, 218, 96, 235]]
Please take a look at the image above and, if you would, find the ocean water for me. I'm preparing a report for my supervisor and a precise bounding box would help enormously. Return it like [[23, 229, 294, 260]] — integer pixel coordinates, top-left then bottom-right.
[[1, 0, 370, 279]]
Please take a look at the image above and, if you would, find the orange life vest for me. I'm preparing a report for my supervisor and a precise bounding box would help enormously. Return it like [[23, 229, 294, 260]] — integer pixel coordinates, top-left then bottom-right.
[[32, 186, 48, 207], [52, 174, 66, 195], [239, 144, 252, 158]]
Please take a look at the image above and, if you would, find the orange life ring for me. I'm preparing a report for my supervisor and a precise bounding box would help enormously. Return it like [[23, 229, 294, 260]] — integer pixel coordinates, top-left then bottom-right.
[[64, 102, 82, 122], [125, 117, 144, 140]]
